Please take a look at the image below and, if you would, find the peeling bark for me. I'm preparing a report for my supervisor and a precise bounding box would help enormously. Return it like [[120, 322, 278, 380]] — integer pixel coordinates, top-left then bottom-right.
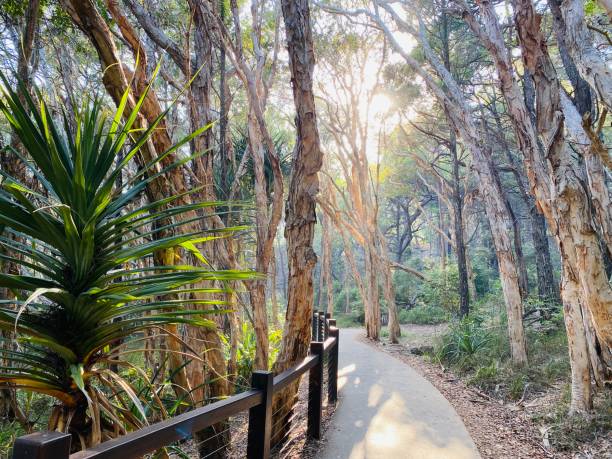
[[559, 0, 612, 111]]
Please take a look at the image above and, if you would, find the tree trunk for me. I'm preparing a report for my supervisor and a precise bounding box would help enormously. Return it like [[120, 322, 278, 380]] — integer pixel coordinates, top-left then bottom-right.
[[561, 263, 594, 412], [441, 9, 469, 316], [439, 204, 447, 271], [248, 109, 271, 371], [364, 246, 381, 340], [270, 251, 280, 328], [63, 1, 232, 448], [514, 0, 612, 369], [450, 133, 470, 317], [272, 0, 323, 445], [321, 212, 334, 315], [424, 11, 528, 364], [493, 99, 559, 302], [559, 0, 612, 112], [531, 208, 558, 301], [377, 231, 401, 343], [460, 0, 612, 408], [547, 0, 593, 116]]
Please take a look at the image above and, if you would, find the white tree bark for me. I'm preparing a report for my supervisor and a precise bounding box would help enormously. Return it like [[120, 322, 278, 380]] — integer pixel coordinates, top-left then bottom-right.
[[560, 0, 612, 111]]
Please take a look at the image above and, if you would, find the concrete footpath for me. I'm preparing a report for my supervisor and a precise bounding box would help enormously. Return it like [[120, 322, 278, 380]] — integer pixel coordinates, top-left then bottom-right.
[[320, 329, 480, 459]]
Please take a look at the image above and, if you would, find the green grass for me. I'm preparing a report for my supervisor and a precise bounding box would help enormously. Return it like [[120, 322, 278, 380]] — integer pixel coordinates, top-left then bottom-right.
[[429, 295, 611, 453], [538, 386, 612, 452], [399, 305, 448, 325], [0, 421, 25, 458], [334, 312, 363, 328], [433, 294, 571, 400]]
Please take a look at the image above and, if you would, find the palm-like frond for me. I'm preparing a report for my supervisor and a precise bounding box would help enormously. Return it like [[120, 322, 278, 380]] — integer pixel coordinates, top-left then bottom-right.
[[0, 75, 251, 420]]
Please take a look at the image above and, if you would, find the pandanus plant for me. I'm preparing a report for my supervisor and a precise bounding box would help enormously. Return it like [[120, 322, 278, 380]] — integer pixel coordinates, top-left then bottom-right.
[[0, 77, 248, 447]]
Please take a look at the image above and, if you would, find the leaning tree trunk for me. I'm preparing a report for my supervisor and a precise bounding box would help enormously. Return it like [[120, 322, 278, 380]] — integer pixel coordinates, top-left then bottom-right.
[[247, 110, 272, 370], [372, 3, 528, 359], [559, 0, 612, 112], [377, 232, 401, 343], [512, 0, 612, 382], [272, 0, 323, 446], [459, 0, 611, 409], [62, 2, 232, 451], [423, 22, 529, 364]]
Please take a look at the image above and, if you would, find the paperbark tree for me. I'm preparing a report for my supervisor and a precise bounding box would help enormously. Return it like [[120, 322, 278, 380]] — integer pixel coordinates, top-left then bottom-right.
[[457, 0, 612, 410], [558, 0, 612, 112], [60, 1, 232, 452], [122, 0, 243, 385], [0, 0, 41, 425], [271, 4, 323, 443], [315, 26, 404, 342], [328, 0, 529, 363], [486, 93, 558, 301], [274, 0, 323, 374], [317, 0, 525, 360], [197, 0, 284, 370]]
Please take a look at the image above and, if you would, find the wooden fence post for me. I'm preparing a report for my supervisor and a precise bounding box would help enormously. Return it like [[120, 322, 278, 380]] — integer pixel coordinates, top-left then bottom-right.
[[328, 321, 339, 404], [312, 309, 319, 341], [12, 431, 71, 459], [307, 341, 324, 440], [247, 371, 273, 459]]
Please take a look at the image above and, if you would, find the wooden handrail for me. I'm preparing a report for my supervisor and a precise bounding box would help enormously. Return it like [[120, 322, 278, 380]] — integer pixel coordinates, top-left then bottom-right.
[[71, 390, 263, 459], [273, 353, 319, 392], [323, 334, 336, 351], [12, 317, 340, 459]]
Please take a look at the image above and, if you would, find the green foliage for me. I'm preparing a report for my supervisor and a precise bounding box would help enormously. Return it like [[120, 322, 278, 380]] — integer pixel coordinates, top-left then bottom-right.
[[392, 269, 421, 308], [398, 304, 448, 325], [334, 312, 364, 328], [333, 286, 361, 314], [435, 316, 491, 369], [0, 75, 251, 435], [221, 322, 282, 390], [435, 294, 572, 404], [0, 421, 24, 457], [547, 389, 612, 451], [584, 0, 605, 15], [523, 295, 564, 329], [217, 130, 291, 200], [421, 265, 460, 314]]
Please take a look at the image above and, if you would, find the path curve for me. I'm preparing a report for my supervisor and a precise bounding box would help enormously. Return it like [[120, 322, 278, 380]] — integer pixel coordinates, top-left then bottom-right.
[[320, 329, 480, 459]]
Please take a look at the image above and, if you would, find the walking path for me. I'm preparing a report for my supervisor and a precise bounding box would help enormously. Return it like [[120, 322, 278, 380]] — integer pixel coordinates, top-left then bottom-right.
[[320, 329, 480, 459]]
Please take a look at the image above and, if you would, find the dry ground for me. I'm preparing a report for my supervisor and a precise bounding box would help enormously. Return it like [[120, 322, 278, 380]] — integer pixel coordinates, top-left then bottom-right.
[[368, 325, 610, 459]]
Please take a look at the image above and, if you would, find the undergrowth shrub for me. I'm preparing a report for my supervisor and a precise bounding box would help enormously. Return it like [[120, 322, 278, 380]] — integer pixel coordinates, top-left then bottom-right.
[[435, 316, 492, 369], [545, 387, 612, 452], [221, 323, 282, 389], [334, 311, 364, 328], [399, 304, 448, 324], [420, 265, 460, 314]]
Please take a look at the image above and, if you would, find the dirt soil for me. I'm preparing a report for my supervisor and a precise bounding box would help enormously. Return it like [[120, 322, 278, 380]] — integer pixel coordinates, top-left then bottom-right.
[[367, 325, 610, 459]]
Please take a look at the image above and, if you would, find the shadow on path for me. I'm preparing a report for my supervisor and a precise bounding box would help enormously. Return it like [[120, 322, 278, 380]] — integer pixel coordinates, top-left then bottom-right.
[[320, 329, 480, 459]]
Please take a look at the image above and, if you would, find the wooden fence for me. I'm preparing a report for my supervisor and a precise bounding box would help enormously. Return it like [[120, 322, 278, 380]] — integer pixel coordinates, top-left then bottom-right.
[[11, 312, 339, 459]]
